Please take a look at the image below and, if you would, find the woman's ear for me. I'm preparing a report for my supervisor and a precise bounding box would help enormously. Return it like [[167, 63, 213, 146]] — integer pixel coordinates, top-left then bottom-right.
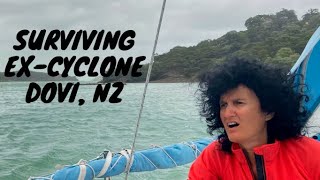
[[265, 112, 275, 121]]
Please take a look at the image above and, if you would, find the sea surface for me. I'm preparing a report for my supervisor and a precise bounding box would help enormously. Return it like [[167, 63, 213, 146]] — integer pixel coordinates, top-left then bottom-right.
[[0, 82, 209, 180]]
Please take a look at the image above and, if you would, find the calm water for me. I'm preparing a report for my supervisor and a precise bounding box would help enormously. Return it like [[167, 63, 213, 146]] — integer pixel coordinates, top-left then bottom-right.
[[0, 82, 208, 180]]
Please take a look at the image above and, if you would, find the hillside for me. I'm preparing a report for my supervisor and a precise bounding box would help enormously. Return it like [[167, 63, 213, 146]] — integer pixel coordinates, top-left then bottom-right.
[[0, 71, 78, 82], [100, 8, 320, 83]]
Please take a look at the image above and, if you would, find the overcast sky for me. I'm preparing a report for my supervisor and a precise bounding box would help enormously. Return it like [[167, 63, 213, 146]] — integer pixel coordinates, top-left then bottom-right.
[[0, 0, 319, 80]]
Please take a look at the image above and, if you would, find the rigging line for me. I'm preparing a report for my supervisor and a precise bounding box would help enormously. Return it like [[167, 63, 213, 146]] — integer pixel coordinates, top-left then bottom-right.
[[125, 0, 167, 179]]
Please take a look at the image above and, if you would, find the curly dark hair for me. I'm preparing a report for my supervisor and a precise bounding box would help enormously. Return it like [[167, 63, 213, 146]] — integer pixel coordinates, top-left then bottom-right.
[[198, 58, 309, 152]]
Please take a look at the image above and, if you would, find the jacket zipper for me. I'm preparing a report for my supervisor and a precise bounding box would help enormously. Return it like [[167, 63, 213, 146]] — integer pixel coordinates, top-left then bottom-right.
[[255, 155, 266, 180], [243, 151, 266, 180]]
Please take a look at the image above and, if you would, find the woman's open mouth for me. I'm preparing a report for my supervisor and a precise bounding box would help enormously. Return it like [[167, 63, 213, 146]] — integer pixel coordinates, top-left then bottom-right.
[[227, 122, 239, 128]]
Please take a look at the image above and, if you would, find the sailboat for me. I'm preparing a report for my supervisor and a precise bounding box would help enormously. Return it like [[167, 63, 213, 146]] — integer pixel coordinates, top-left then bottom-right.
[[29, 25, 320, 180], [28, 0, 320, 178]]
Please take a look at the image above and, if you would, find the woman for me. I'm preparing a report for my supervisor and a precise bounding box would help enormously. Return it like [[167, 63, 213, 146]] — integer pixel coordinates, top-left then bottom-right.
[[188, 58, 320, 180]]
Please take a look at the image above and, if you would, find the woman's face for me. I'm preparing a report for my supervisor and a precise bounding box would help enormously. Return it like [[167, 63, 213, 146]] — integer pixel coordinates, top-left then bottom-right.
[[219, 85, 273, 146]]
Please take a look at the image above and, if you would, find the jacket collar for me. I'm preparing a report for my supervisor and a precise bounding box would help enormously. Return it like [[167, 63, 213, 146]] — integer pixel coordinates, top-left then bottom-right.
[[231, 140, 280, 163]]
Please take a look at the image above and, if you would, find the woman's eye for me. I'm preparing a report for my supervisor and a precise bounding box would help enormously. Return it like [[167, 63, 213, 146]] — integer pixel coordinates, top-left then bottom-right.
[[236, 101, 244, 105], [220, 103, 227, 108]]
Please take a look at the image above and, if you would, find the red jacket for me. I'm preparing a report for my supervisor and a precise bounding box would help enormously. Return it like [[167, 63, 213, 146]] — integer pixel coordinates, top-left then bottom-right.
[[188, 136, 320, 180]]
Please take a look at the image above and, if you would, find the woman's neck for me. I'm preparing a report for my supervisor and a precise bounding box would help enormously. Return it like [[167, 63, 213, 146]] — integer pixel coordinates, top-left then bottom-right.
[[239, 130, 268, 152], [239, 132, 268, 180]]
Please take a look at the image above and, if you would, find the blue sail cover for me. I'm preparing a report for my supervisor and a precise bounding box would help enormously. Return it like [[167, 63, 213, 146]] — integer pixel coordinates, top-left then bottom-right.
[[290, 26, 320, 117], [29, 138, 214, 180], [30, 27, 320, 180]]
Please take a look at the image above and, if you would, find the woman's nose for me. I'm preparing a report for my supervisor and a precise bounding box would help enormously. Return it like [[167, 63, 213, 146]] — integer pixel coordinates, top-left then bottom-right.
[[221, 105, 236, 118]]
